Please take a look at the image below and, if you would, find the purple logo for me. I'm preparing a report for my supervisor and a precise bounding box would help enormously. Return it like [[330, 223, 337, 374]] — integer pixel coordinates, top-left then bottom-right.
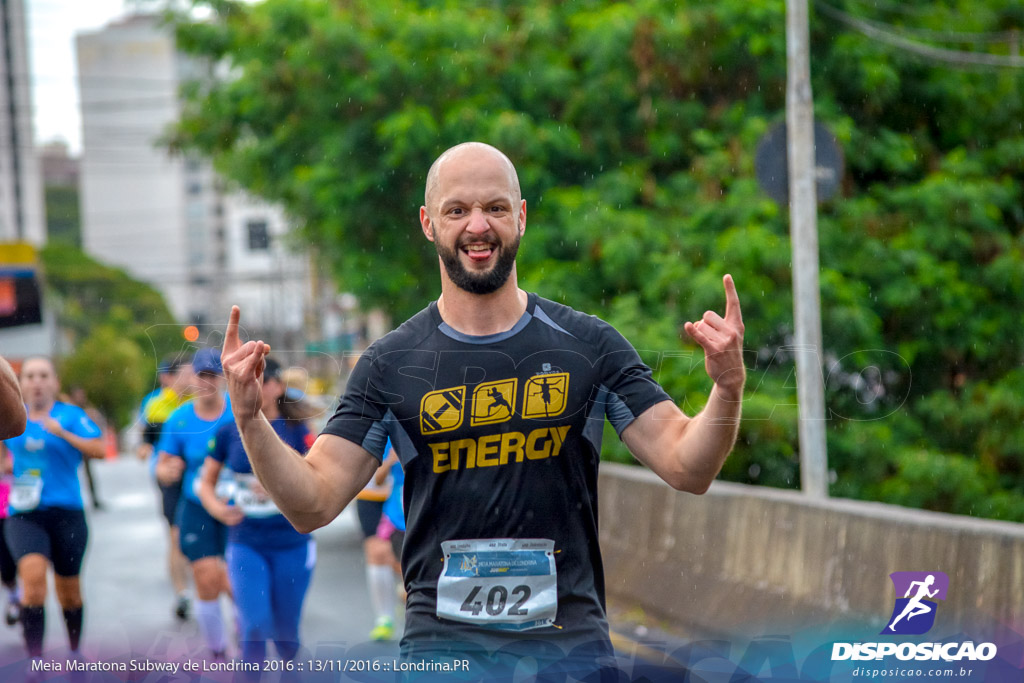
[[882, 571, 949, 635]]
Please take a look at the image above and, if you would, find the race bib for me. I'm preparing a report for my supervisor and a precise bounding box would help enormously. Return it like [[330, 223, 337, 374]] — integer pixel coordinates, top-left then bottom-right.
[[214, 469, 236, 500], [191, 467, 238, 501], [233, 474, 279, 518], [437, 538, 557, 631], [10, 473, 43, 512]]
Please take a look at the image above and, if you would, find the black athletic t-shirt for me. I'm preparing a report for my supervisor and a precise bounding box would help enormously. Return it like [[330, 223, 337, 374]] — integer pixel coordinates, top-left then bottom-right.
[[322, 293, 672, 654]]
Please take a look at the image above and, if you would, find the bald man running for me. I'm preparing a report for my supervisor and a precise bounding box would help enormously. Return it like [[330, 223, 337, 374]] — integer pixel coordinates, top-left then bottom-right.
[[221, 142, 745, 675]]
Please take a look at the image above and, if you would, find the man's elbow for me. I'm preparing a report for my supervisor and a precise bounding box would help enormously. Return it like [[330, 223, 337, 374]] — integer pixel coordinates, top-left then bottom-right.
[[662, 468, 714, 495], [682, 478, 713, 495], [290, 520, 320, 535], [2, 417, 26, 440], [286, 511, 331, 535], [2, 407, 26, 439], [290, 521, 319, 535]]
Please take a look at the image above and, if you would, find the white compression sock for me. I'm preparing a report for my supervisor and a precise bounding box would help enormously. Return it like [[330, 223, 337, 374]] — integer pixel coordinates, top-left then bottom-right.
[[366, 564, 396, 621], [195, 598, 226, 653]]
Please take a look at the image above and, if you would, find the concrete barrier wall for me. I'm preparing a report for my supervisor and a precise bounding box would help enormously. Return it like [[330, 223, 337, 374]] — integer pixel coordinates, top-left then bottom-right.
[[598, 462, 1024, 637]]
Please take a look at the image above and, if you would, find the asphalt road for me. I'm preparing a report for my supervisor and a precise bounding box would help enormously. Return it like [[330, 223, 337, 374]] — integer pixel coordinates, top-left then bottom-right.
[[0, 456, 679, 682], [0, 454, 401, 681]]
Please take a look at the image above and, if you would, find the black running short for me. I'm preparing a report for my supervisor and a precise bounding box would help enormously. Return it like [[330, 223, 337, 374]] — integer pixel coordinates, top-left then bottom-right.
[[177, 498, 226, 562], [159, 480, 183, 526], [0, 518, 15, 585], [4, 508, 89, 577], [355, 499, 384, 539]]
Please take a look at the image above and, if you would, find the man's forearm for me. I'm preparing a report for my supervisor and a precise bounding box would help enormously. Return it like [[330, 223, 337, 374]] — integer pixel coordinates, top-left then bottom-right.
[[0, 356, 25, 439], [675, 383, 743, 493], [62, 432, 105, 460], [237, 413, 336, 532]]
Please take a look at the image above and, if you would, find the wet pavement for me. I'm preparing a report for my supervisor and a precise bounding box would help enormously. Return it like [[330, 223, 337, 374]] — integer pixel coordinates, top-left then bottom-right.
[[0, 454, 400, 681], [0, 455, 680, 682]]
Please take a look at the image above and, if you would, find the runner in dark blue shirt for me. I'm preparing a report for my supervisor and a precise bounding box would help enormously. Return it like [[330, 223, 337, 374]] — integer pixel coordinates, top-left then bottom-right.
[[198, 357, 315, 673]]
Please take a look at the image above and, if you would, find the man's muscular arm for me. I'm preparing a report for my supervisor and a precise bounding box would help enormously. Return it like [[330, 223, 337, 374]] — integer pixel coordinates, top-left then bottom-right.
[[621, 275, 745, 494], [622, 385, 742, 493], [0, 355, 25, 439], [240, 419, 377, 533], [222, 306, 378, 533]]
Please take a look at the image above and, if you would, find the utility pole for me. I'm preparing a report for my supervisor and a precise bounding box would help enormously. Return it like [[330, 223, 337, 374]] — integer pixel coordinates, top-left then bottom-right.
[[786, 0, 829, 497]]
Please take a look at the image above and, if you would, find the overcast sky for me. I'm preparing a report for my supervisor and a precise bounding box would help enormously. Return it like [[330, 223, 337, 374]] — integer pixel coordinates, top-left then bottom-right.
[[27, 1, 134, 154]]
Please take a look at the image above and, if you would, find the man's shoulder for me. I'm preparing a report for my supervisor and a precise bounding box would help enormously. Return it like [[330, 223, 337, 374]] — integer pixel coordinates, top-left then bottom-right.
[[531, 294, 619, 343], [214, 417, 238, 439], [164, 401, 196, 426], [140, 387, 161, 406], [52, 401, 83, 419]]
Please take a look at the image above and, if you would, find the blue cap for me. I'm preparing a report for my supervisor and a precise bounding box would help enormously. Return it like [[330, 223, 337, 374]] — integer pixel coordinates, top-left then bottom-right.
[[263, 357, 282, 382], [157, 354, 188, 375], [191, 348, 223, 376]]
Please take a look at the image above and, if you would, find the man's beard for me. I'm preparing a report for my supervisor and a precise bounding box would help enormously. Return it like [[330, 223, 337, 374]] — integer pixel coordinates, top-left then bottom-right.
[[434, 227, 520, 295]]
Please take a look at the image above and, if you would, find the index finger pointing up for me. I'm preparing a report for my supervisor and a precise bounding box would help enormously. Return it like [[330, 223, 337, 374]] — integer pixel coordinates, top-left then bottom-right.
[[224, 305, 242, 355], [723, 274, 743, 324]]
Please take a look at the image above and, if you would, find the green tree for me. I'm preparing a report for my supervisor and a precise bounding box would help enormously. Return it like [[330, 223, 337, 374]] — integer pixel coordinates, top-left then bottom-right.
[[39, 243, 185, 427], [44, 185, 81, 247], [60, 326, 147, 431], [168, 0, 1024, 520]]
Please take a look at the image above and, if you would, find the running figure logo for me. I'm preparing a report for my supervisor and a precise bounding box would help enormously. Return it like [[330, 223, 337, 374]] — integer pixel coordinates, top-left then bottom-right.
[[523, 373, 569, 419], [882, 571, 949, 635], [470, 379, 517, 427]]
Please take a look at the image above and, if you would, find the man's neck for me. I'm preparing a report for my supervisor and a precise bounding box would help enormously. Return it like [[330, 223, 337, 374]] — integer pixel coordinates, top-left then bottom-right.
[[436, 280, 528, 337], [194, 395, 224, 420], [28, 400, 55, 419]]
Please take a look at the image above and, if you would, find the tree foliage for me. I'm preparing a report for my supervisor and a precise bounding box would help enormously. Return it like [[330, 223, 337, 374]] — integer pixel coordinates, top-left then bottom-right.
[[40, 243, 184, 428], [169, 0, 1024, 520], [44, 186, 81, 247], [60, 326, 147, 431]]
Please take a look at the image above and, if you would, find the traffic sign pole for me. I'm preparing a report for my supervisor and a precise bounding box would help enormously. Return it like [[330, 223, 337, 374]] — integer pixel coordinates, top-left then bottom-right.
[[786, 0, 829, 498]]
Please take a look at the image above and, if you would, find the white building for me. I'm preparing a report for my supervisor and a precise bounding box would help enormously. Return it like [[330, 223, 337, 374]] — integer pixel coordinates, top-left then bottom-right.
[[76, 13, 312, 350], [0, 0, 45, 245]]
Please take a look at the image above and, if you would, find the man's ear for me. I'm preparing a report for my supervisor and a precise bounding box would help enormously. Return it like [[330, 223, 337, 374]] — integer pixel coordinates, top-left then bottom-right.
[[420, 206, 435, 242]]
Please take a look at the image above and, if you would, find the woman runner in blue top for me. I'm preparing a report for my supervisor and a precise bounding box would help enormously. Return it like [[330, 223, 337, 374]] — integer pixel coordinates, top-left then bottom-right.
[[155, 348, 235, 659], [198, 357, 316, 675], [2, 356, 103, 664]]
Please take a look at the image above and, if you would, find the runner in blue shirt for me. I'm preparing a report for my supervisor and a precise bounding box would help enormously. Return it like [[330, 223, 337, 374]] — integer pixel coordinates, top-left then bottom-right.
[[2, 356, 103, 664], [198, 357, 316, 674], [155, 348, 235, 660], [359, 443, 400, 641], [137, 354, 194, 621], [381, 457, 405, 538]]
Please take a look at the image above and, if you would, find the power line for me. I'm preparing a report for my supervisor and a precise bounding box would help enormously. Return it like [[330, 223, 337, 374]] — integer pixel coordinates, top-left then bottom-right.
[[842, 0, 1024, 42], [816, 1, 1024, 68], [838, 0, 942, 18], [852, 20, 1023, 47]]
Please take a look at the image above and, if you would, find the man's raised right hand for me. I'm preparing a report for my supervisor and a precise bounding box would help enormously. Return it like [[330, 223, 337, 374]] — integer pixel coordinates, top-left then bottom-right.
[[221, 305, 271, 423]]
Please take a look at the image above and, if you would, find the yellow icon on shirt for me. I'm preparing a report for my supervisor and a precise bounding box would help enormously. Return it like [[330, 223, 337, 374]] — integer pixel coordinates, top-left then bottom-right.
[[523, 373, 569, 418], [420, 386, 466, 435], [470, 379, 517, 427]]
